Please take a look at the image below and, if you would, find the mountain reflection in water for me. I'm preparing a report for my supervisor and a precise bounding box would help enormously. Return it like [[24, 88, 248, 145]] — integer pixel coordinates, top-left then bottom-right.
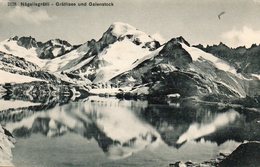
[[177, 110, 239, 144], [0, 96, 259, 167]]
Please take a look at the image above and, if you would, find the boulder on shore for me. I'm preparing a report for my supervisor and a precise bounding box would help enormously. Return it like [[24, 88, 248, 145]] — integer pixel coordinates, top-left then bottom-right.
[[219, 141, 260, 167]]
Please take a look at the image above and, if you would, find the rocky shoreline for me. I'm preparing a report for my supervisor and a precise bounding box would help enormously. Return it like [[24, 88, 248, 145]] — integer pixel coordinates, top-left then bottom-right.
[[0, 125, 15, 166], [171, 141, 260, 167]]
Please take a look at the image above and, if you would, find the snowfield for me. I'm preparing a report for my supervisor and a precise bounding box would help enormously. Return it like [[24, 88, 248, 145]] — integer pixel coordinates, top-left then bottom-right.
[[93, 40, 151, 83], [181, 43, 237, 75], [0, 39, 47, 67], [44, 46, 89, 72], [0, 70, 45, 84]]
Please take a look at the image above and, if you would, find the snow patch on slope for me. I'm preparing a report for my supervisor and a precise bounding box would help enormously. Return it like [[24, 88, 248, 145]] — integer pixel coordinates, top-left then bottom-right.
[[93, 43, 163, 84], [252, 74, 260, 80], [64, 56, 95, 73], [128, 45, 164, 70], [181, 43, 237, 75], [216, 81, 245, 97], [0, 70, 45, 84], [0, 40, 46, 67], [51, 48, 60, 57], [44, 49, 86, 72], [93, 40, 151, 83]]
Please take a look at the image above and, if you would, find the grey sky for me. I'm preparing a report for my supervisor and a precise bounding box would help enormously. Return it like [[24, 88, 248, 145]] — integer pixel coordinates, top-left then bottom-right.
[[1, 0, 260, 47]]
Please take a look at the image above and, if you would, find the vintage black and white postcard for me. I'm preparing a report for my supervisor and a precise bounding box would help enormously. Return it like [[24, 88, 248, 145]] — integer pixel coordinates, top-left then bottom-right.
[[0, 0, 259, 166]]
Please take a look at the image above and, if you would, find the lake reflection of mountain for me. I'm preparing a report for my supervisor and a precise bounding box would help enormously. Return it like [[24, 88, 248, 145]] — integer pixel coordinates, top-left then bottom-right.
[[0, 97, 259, 167]]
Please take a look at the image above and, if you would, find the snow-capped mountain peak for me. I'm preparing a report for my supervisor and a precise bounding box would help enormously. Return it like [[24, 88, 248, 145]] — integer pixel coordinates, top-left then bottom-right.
[[109, 22, 136, 36], [109, 22, 151, 40], [105, 22, 160, 50]]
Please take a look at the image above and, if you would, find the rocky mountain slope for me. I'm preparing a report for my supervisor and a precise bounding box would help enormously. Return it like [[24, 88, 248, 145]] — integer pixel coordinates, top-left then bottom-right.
[[194, 43, 260, 75], [111, 37, 259, 102]]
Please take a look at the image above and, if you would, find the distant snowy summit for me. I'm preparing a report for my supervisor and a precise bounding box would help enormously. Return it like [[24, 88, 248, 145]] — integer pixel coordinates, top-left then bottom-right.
[[6, 36, 74, 59], [0, 22, 259, 104]]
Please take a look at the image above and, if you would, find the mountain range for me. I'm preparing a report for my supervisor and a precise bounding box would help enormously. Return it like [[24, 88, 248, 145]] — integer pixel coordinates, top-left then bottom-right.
[[0, 22, 259, 105]]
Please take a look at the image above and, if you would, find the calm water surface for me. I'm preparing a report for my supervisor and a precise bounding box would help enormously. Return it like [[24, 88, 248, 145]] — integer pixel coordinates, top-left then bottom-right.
[[0, 96, 259, 167]]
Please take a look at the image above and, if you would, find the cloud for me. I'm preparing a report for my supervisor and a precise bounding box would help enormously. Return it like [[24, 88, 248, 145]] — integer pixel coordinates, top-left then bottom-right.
[[221, 26, 260, 47], [5, 6, 55, 25], [151, 32, 166, 44], [253, 0, 260, 3]]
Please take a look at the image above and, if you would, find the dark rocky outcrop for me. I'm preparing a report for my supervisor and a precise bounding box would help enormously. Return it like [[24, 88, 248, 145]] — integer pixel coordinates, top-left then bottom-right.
[[219, 142, 260, 167], [0, 51, 40, 72], [171, 142, 260, 167], [37, 39, 74, 59], [10, 36, 42, 49], [8, 36, 75, 59]]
